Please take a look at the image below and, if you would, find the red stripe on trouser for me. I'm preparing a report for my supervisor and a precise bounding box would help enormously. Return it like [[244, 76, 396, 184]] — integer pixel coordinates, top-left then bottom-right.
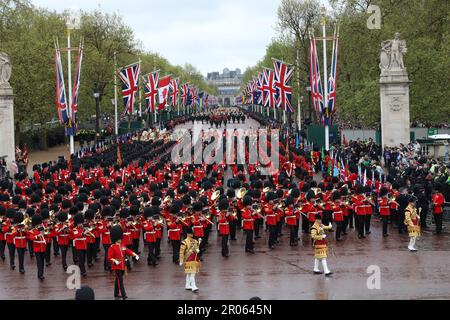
[[115, 271, 122, 297]]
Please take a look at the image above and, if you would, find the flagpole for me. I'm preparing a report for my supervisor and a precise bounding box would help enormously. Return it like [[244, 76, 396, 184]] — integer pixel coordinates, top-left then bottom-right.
[[296, 47, 302, 131], [138, 58, 142, 119], [321, 6, 329, 151], [114, 51, 118, 137], [66, 19, 75, 155]]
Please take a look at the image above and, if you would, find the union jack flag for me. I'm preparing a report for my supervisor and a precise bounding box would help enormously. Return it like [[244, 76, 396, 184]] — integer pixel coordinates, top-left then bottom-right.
[[181, 83, 189, 106], [54, 45, 70, 128], [262, 68, 277, 109], [118, 62, 140, 116], [246, 80, 255, 105], [169, 78, 179, 107], [256, 72, 265, 106], [190, 86, 198, 107], [70, 44, 83, 135], [310, 37, 324, 117], [325, 27, 339, 126], [143, 70, 159, 113], [273, 58, 294, 112]]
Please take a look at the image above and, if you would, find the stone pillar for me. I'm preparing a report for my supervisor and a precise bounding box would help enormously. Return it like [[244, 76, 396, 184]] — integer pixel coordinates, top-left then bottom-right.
[[0, 52, 15, 170], [0, 85, 15, 169], [379, 33, 411, 148]]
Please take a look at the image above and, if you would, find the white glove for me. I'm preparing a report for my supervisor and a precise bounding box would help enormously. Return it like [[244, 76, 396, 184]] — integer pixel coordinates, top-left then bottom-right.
[[328, 223, 332, 228], [179, 262, 183, 267], [322, 234, 327, 239], [134, 255, 139, 261], [114, 260, 120, 265]]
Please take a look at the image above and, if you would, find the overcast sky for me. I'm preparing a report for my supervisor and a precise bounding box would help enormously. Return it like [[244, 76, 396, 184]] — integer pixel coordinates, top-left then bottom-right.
[[31, 0, 283, 76]]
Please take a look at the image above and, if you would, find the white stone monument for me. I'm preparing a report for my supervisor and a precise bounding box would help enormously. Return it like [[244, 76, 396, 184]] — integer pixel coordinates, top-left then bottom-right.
[[0, 52, 16, 169], [379, 32, 411, 147]]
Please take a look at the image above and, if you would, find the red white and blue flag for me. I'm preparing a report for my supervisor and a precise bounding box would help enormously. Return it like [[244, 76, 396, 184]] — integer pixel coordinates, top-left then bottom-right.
[[55, 46, 69, 126], [190, 86, 199, 107], [169, 78, 179, 107], [70, 44, 83, 135], [157, 75, 171, 110], [143, 70, 159, 113], [181, 83, 189, 107], [310, 36, 324, 117], [256, 72, 265, 106], [325, 27, 339, 126], [119, 62, 140, 116], [262, 67, 277, 109], [273, 58, 294, 112]]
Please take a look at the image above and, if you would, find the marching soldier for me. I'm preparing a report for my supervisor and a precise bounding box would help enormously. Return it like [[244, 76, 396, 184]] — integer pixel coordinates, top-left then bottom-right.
[[311, 214, 333, 276], [28, 214, 47, 280], [12, 211, 27, 274], [179, 227, 201, 292], [108, 225, 139, 300], [167, 204, 182, 264], [70, 213, 89, 277], [264, 192, 277, 249], [54, 212, 70, 271], [378, 188, 391, 237], [331, 191, 344, 241], [242, 195, 255, 254], [404, 197, 420, 252], [217, 199, 230, 257], [284, 196, 297, 246], [142, 207, 158, 266], [431, 186, 445, 235]]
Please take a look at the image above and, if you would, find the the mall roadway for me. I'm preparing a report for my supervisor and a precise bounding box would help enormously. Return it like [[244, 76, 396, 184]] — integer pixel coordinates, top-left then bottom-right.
[[7, 118, 448, 300]]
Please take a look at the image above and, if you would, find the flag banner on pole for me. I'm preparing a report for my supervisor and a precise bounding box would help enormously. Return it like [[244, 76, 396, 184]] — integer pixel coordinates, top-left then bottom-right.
[[118, 62, 140, 116], [169, 78, 179, 107], [157, 75, 171, 110], [190, 87, 199, 107], [204, 93, 209, 108], [325, 26, 339, 126], [272, 58, 294, 112], [181, 83, 189, 107], [143, 70, 159, 113], [55, 45, 70, 127], [256, 72, 265, 106], [310, 36, 324, 118], [198, 91, 204, 111], [186, 84, 193, 107], [262, 67, 277, 109], [70, 44, 83, 135]]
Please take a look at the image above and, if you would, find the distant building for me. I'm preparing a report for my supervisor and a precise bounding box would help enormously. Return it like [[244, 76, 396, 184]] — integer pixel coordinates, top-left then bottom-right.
[[206, 68, 243, 107]]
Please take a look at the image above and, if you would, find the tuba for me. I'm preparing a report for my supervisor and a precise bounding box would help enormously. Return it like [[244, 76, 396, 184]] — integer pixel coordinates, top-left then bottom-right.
[[211, 190, 221, 202]]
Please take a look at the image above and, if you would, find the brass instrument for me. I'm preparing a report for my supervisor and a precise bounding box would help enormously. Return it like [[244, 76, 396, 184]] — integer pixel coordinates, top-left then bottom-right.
[[236, 187, 246, 199], [162, 195, 171, 205], [262, 187, 271, 193], [211, 190, 221, 202]]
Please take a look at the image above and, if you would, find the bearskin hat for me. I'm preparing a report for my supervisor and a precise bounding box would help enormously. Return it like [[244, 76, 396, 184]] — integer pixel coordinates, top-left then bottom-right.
[[32, 214, 43, 227], [13, 211, 24, 224], [193, 201, 203, 212], [242, 195, 252, 207], [73, 213, 84, 225], [290, 188, 300, 198], [110, 225, 123, 243], [58, 211, 68, 222]]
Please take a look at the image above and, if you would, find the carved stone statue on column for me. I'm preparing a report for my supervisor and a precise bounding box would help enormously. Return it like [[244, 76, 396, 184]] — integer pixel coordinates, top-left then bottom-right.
[[0, 52, 12, 88], [380, 32, 407, 72]]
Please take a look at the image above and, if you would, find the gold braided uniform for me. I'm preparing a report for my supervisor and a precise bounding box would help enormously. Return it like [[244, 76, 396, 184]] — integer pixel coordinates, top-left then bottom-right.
[[311, 222, 332, 259], [179, 236, 201, 274], [404, 204, 421, 238]]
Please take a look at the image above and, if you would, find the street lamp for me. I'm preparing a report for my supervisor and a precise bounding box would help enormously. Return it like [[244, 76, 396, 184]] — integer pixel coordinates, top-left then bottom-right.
[[93, 83, 101, 142]]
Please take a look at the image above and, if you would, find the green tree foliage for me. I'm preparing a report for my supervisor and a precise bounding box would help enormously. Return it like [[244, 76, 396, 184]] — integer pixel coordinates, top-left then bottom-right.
[[0, 0, 216, 133], [246, 0, 450, 127]]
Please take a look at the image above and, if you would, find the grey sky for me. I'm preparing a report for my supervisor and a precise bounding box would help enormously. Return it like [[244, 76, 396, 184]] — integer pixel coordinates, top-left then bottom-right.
[[31, 0, 281, 76]]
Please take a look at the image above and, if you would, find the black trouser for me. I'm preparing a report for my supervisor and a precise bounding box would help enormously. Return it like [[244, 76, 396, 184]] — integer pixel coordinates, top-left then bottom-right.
[[95, 238, 101, 256], [365, 215, 372, 233], [294, 219, 300, 238], [171, 240, 181, 263], [323, 211, 332, 226], [77, 249, 86, 275], [289, 225, 297, 245], [44, 243, 51, 264], [132, 238, 139, 254], [221, 235, 229, 256], [254, 219, 261, 237], [268, 225, 277, 247], [396, 211, 406, 232], [348, 210, 354, 228], [17, 247, 25, 271], [147, 242, 157, 265], [103, 244, 111, 270], [229, 221, 237, 239], [87, 243, 96, 266], [0, 240, 6, 259], [356, 215, 365, 237], [155, 238, 161, 258], [420, 207, 428, 228], [114, 270, 126, 298], [335, 221, 343, 240], [245, 230, 254, 251], [27, 239, 34, 257], [7, 243, 15, 267], [342, 216, 348, 233], [434, 213, 443, 234], [276, 221, 283, 236], [35, 252, 45, 278], [71, 244, 78, 264], [381, 216, 389, 235], [301, 216, 310, 233], [60, 245, 68, 268], [53, 238, 59, 256]]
